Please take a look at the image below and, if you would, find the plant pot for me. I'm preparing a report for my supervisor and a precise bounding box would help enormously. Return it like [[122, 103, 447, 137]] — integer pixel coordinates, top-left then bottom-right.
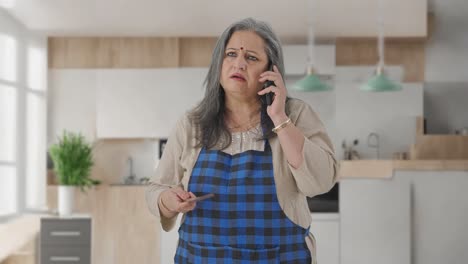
[[58, 185, 75, 216]]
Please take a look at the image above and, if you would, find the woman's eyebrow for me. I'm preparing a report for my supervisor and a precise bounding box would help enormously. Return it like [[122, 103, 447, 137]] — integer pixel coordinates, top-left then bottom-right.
[[226, 47, 259, 55]]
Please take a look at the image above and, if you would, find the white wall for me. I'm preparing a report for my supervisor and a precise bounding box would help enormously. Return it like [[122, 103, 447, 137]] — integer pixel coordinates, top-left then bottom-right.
[[335, 66, 423, 160], [286, 66, 423, 160]]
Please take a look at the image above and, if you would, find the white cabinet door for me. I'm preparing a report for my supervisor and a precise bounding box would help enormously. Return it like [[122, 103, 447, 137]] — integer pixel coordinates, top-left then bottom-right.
[[96, 68, 207, 138], [340, 178, 411, 264], [48, 70, 98, 142], [311, 213, 340, 264]]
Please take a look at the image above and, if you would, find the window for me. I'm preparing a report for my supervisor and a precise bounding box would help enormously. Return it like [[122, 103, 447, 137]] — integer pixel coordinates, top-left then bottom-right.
[[0, 20, 47, 219], [0, 33, 16, 82], [25, 92, 47, 209], [0, 84, 16, 162], [0, 166, 17, 215], [0, 33, 18, 218]]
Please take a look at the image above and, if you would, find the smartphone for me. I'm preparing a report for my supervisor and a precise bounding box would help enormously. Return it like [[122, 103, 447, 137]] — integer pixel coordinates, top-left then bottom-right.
[[261, 63, 275, 106], [185, 193, 214, 202]]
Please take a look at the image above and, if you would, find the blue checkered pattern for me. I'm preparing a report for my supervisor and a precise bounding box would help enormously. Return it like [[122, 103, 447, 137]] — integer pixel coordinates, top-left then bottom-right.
[[175, 141, 311, 264]]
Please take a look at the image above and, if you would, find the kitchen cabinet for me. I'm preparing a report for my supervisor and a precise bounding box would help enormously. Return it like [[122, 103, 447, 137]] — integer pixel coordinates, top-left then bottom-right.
[[40, 216, 92, 264], [47, 186, 160, 264], [48, 70, 98, 141], [96, 68, 207, 138], [310, 214, 340, 264], [340, 177, 411, 264]]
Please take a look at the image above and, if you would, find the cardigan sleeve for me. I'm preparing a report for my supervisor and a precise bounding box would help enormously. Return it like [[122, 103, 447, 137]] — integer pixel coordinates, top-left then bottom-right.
[[287, 100, 338, 197], [145, 115, 188, 231]]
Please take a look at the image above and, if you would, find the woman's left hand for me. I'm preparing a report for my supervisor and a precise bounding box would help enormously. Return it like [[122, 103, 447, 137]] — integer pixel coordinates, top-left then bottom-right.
[[258, 65, 289, 124]]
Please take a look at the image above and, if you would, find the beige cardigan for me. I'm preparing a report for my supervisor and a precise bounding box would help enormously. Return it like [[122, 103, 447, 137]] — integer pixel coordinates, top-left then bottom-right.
[[145, 98, 338, 261]]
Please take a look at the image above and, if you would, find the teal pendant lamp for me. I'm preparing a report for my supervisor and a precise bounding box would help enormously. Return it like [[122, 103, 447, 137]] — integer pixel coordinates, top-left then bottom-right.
[[293, 66, 331, 91], [293, 0, 332, 92], [361, 66, 402, 92], [360, 0, 402, 92]]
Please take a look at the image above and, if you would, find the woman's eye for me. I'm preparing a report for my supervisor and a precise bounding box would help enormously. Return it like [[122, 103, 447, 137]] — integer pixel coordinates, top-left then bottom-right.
[[247, 55, 258, 61], [226, 52, 236, 57]]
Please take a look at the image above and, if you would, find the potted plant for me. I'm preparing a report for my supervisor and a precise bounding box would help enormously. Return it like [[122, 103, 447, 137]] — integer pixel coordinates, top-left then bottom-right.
[[49, 131, 100, 216]]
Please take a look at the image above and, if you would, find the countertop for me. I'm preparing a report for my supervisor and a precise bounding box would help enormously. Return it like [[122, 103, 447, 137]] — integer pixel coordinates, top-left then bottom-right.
[[109, 183, 148, 187], [338, 159, 468, 179], [0, 214, 42, 261]]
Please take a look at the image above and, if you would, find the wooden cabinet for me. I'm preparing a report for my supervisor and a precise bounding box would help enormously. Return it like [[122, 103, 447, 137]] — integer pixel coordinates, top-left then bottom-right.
[[96, 68, 207, 138], [46, 186, 160, 264]]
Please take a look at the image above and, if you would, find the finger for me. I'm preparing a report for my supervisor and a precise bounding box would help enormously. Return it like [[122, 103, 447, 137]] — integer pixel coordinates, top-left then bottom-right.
[[260, 67, 275, 75], [180, 192, 197, 202], [178, 201, 196, 213], [257, 88, 271, 95], [180, 192, 197, 205], [184, 201, 197, 210], [171, 187, 191, 201], [259, 72, 279, 80], [259, 75, 284, 87], [258, 86, 280, 95], [273, 65, 279, 73]]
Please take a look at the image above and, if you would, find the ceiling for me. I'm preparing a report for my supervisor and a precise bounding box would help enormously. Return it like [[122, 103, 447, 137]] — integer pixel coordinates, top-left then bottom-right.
[[2, 0, 427, 38]]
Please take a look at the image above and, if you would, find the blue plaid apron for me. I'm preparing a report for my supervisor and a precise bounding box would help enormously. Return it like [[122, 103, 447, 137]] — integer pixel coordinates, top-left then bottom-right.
[[175, 141, 312, 264]]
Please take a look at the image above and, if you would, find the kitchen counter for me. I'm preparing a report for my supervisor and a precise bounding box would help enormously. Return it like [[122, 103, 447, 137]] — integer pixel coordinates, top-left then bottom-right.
[[108, 183, 148, 186], [338, 159, 468, 179]]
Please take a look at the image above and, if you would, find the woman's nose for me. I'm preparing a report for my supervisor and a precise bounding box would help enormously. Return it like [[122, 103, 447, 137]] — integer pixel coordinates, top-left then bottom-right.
[[234, 56, 247, 71]]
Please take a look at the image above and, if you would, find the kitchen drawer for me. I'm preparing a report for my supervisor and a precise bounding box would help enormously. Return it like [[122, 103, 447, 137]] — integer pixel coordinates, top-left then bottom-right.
[[41, 219, 91, 246], [41, 246, 90, 264]]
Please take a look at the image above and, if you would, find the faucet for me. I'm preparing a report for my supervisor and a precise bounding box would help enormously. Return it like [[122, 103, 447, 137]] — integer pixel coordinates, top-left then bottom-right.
[[125, 156, 136, 184], [367, 132, 380, 159]]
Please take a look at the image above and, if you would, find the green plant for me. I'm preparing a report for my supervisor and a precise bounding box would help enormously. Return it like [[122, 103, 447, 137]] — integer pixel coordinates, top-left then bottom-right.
[[49, 131, 100, 190]]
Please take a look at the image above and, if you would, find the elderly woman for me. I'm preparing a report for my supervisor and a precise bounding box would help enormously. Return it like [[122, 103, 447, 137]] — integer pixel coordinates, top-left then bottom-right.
[[146, 17, 337, 263]]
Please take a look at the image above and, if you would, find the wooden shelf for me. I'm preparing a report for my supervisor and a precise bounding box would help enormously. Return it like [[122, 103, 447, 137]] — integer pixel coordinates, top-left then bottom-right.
[[339, 159, 468, 179], [409, 116, 468, 160]]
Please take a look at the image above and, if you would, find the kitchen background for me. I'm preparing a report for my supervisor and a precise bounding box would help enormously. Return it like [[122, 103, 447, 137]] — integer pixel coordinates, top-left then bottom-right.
[[1, 0, 468, 264]]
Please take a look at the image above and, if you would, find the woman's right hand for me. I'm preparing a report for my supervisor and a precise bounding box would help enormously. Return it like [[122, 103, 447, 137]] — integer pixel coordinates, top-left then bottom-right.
[[159, 187, 197, 217]]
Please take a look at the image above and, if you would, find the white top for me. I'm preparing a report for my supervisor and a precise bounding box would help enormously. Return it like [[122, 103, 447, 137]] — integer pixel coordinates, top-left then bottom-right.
[[215, 124, 265, 155]]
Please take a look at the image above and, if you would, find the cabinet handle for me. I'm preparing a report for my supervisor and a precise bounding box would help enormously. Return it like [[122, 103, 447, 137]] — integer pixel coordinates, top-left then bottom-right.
[[50, 231, 81, 237], [50, 256, 80, 262]]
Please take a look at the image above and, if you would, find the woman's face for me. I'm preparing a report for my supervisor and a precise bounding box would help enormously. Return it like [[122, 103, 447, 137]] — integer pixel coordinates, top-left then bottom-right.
[[220, 30, 269, 101]]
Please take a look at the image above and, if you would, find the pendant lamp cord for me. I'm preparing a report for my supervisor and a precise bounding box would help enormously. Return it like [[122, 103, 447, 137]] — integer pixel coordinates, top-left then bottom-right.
[[377, 0, 385, 70], [307, 0, 315, 70]]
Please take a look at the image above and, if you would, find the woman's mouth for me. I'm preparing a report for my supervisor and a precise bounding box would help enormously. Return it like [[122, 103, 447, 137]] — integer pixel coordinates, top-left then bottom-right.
[[230, 73, 246, 82]]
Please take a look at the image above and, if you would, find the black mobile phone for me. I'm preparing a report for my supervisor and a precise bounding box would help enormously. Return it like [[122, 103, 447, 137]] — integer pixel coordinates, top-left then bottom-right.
[[261, 64, 275, 106]]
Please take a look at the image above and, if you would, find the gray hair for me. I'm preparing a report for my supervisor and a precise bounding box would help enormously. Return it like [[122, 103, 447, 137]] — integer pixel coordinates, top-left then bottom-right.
[[189, 17, 288, 149]]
